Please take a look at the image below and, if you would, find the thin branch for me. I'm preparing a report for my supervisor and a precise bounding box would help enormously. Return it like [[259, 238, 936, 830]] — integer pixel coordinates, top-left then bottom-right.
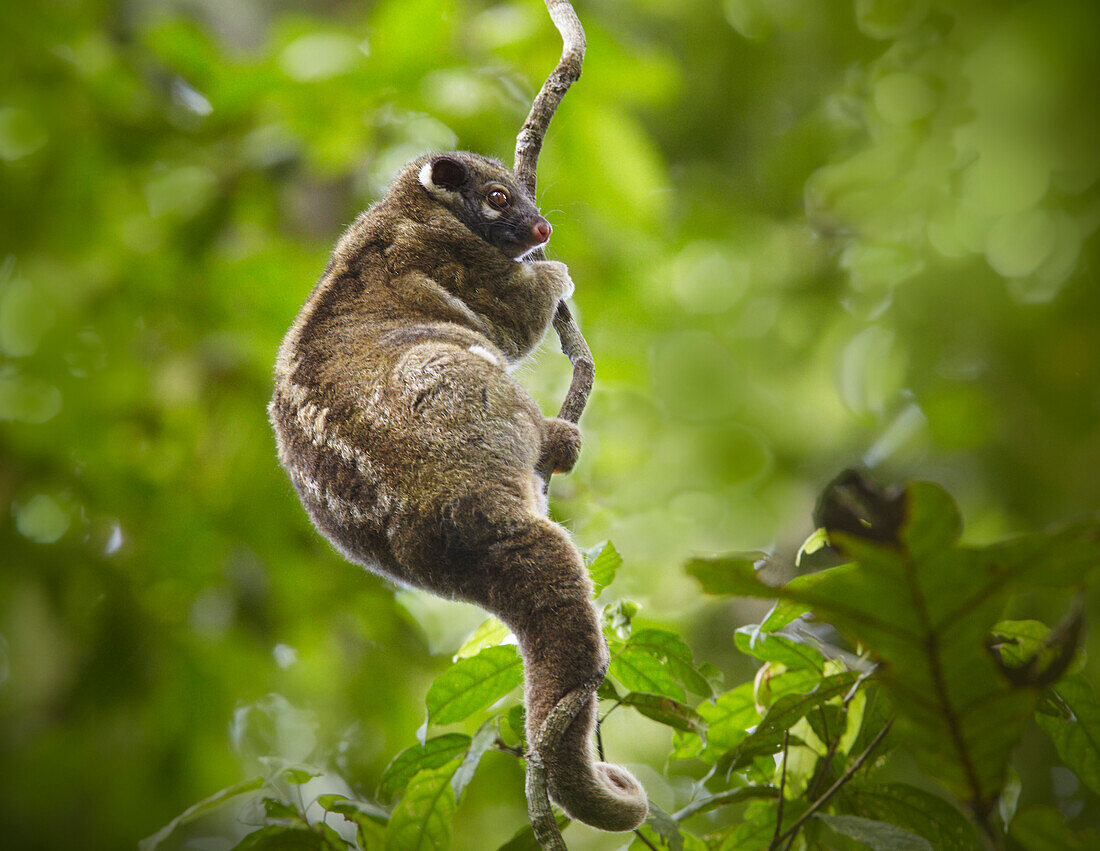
[[526, 687, 589, 851], [770, 720, 894, 849], [771, 731, 790, 848], [514, 0, 586, 200], [633, 828, 660, 850], [672, 787, 780, 823], [806, 680, 863, 802], [513, 0, 595, 487], [493, 739, 525, 759]]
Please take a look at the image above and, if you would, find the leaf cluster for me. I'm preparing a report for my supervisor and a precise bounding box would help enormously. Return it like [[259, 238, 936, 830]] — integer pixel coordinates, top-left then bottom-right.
[[147, 475, 1100, 850]]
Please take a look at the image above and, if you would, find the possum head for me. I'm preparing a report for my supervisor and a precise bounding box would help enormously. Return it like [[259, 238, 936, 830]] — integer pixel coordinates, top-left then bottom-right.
[[417, 152, 552, 260]]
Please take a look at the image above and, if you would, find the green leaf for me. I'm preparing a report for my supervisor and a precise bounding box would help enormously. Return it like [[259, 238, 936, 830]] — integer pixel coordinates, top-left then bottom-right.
[[685, 551, 769, 596], [999, 766, 1022, 829], [760, 667, 829, 706], [611, 628, 712, 699], [1009, 805, 1100, 851], [503, 704, 526, 748], [454, 618, 512, 661], [611, 642, 685, 700], [317, 794, 389, 824], [681, 682, 760, 762], [425, 645, 523, 726], [317, 795, 389, 848], [281, 767, 322, 785], [806, 704, 846, 748], [706, 798, 807, 850], [734, 626, 826, 672], [378, 734, 471, 803], [688, 480, 1100, 812], [759, 600, 810, 633], [262, 797, 302, 821], [586, 540, 623, 595], [989, 612, 1082, 688], [601, 599, 639, 641], [816, 814, 933, 851], [989, 620, 1051, 668], [451, 718, 499, 802], [232, 826, 342, 850], [597, 677, 621, 701], [384, 763, 460, 851], [796, 527, 831, 565], [643, 803, 683, 851], [717, 673, 857, 774], [838, 784, 981, 851], [1035, 674, 1100, 795], [139, 776, 265, 850], [621, 692, 707, 737]]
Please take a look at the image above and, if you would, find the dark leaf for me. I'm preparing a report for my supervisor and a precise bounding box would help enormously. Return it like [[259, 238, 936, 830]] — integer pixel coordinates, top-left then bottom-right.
[[503, 704, 527, 748], [816, 813, 933, 851], [621, 691, 707, 738], [1009, 806, 1100, 851], [813, 469, 909, 546], [838, 783, 982, 851], [688, 480, 1100, 812]]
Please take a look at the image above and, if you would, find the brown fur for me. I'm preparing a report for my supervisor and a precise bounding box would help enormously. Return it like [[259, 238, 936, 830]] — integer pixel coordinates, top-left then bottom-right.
[[269, 152, 647, 832]]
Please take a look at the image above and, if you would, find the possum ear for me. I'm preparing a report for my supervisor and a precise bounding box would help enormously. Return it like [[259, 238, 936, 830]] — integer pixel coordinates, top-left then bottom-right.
[[428, 156, 467, 190]]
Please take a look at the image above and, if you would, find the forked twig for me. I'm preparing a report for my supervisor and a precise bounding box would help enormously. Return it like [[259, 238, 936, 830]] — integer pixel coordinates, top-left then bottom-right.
[[513, 0, 594, 486], [514, 0, 586, 200]]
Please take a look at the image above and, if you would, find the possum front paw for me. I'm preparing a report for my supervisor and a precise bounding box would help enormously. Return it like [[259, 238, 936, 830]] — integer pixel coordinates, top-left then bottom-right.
[[540, 417, 582, 474], [536, 260, 575, 300]]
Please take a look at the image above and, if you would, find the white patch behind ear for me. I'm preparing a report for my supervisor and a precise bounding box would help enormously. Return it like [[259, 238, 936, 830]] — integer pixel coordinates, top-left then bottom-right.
[[418, 161, 436, 191]]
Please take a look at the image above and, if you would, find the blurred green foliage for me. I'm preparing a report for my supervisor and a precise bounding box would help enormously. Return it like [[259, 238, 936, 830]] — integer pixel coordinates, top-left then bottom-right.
[[2, 0, 1099, 848]]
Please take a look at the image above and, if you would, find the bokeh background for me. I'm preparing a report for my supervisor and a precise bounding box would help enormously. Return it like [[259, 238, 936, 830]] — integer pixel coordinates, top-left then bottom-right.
[[3, 0, 1099, 847]]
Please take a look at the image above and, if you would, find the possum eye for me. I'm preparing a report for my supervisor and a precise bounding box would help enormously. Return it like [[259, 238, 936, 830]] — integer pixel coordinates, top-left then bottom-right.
[[486, 188, 510, 210]]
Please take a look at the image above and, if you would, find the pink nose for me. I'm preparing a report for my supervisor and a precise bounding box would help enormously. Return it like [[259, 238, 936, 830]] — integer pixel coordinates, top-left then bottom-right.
[[532, 219, 552, 243]]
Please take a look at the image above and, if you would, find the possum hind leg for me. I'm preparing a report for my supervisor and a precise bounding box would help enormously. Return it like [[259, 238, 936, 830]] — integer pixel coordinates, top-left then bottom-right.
[[382, 344, 647, 830], [477, 512, 647, 832], [392, 499, 648, 832]]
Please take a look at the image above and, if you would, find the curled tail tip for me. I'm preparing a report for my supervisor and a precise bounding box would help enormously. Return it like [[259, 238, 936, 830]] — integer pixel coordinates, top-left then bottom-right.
[[554, 761, 648, 833]]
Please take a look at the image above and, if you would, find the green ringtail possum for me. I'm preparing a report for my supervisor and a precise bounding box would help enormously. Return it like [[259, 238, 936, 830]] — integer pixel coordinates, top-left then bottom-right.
[[269, 152, 647, 833]]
